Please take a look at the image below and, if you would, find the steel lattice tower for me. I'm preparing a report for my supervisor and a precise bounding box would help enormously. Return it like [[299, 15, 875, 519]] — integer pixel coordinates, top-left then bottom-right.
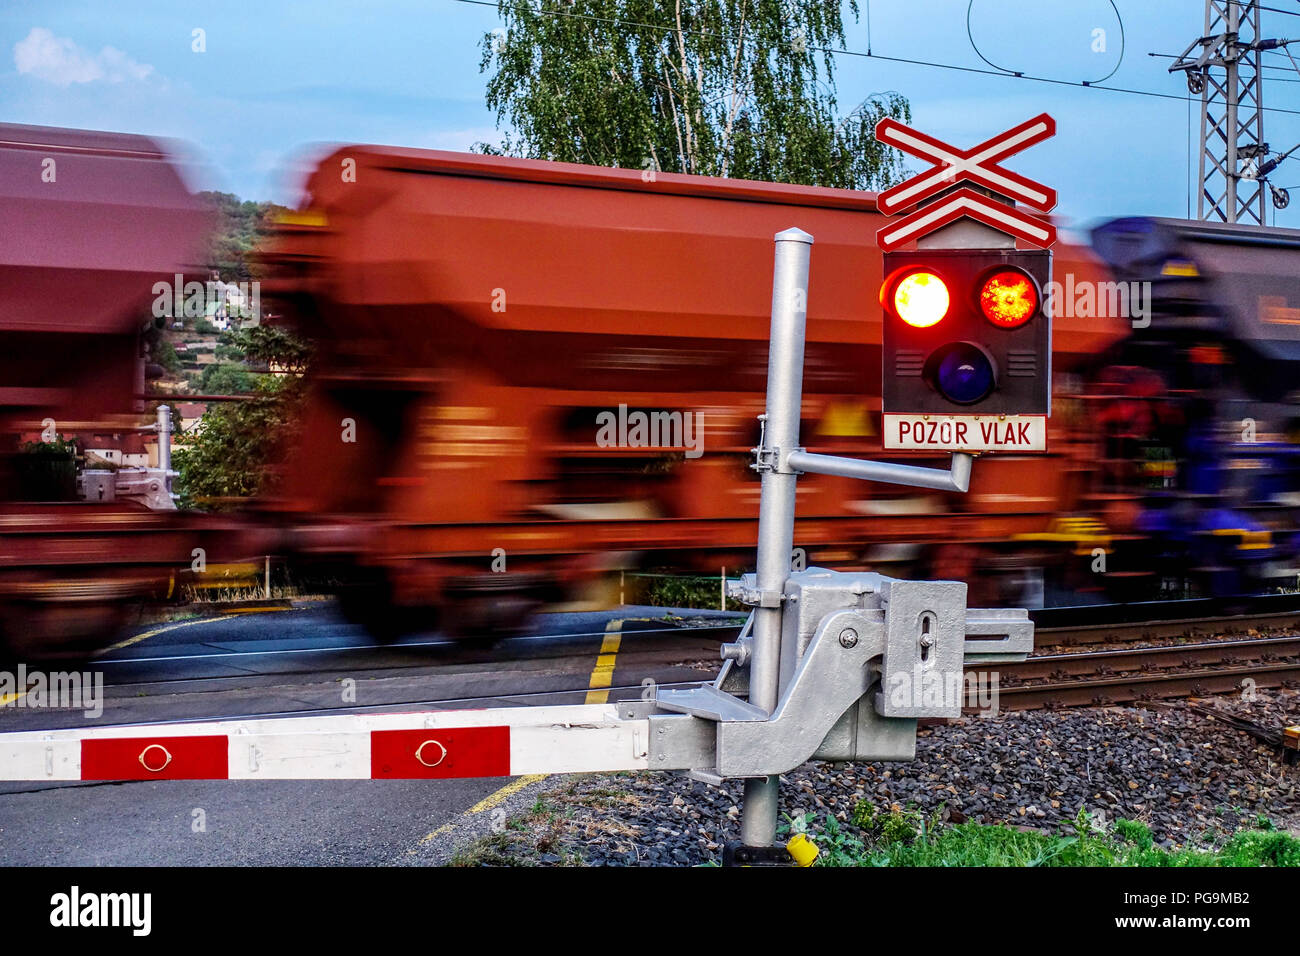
[[1170, 0, 1267, 224]]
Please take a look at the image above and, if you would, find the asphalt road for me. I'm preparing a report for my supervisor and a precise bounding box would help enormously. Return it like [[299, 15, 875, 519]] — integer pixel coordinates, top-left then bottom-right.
[[0, 602, 738, 865]]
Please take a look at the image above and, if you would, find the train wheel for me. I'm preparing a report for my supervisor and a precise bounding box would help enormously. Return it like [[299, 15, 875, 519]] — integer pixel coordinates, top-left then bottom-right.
[[0, 599, 130, 663], [333, 570, 436, 642], [439, 573, 551, 640]]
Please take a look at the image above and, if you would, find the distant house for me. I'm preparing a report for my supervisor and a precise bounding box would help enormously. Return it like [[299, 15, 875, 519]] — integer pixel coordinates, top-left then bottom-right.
[[205, 271, 260, 330], [84, 431, 151, 469], [170, 402, 208, 452]]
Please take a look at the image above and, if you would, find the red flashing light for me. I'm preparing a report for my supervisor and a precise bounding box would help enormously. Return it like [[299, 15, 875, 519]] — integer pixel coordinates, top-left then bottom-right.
[[892, 271, 950, 328], [979, 270, 1038, 329]]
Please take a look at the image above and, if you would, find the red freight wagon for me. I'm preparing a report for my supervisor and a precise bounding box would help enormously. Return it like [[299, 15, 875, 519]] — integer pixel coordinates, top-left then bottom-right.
[[264, 146, 1127, 635]]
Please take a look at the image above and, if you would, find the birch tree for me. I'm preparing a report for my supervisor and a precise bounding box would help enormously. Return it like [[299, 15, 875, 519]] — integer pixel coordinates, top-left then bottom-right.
[[479, 0, 910, 190]]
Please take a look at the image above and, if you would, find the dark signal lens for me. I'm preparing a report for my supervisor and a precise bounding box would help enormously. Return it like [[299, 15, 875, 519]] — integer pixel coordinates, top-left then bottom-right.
[[979, 270, 1038, 328], [930, 342, 996, 405]]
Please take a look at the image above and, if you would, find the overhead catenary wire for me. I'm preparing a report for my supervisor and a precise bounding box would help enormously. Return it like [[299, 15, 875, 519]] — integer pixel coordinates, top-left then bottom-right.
[[966, 0, 1126, 85], [1150, 50, 1300, 83], [455, 0, 1300, 223], [452, 0, 1300, 118], [1254, 2, 1300, 19]]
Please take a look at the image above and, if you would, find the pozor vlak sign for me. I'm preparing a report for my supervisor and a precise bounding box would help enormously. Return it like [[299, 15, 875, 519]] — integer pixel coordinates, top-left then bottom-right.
[[874, 115, 1056, 453]]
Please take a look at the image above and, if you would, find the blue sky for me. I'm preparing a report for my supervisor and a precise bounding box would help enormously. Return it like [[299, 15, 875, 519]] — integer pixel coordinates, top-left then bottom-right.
[[5, 1, 1300, 234]]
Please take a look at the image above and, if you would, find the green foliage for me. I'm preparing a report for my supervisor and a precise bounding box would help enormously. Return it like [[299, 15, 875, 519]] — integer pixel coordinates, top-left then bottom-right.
[[850, 799, 929, 845], [479, 0, 911, 190], [1216, 829, 1300, 867], [153, 337, 183, 374], [198, 191, 289, 281], [781, 812, 866, 867], [1113, 817, 1153, 851], [174, 329, 310, 509], [199, 363, 255, 395], [20, 436, 76, 455], [140, 320, 183, 376], [229, 326, 313, 375], [214, 337, 245, 362], [792, 804, 1300, 867], [174, 381, 293, 507], [636, 571, 745, 611], [850, 799, 878, 830]]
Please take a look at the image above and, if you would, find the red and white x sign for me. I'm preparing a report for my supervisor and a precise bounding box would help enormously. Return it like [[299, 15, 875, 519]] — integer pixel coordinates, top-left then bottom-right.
[[876, 113, 1057, 215], [876, 186, 1057, 252], [873, 113, 1057, 251]]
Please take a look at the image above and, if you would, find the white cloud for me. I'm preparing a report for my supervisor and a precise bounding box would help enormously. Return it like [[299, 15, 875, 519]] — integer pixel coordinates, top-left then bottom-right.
[[13, 27, 154, 87]]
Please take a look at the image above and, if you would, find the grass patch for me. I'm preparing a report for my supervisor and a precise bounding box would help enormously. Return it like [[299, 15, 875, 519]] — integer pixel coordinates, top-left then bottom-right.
[[793, 804, 1300, 867], [449, 793, 584, 867]]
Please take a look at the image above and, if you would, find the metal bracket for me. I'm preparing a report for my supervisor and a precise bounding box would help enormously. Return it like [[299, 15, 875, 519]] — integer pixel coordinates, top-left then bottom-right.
[[750, 414, 774, 472], [650, 569, 1034, 780], [749, 415, 805, 475], [719, 612, 754, 667], [714, 608, 883, 777], [787, 449, 973, 493], [728, 576, 785, 608], [751, 446, 780, 474], [722, 842, 798, 867]]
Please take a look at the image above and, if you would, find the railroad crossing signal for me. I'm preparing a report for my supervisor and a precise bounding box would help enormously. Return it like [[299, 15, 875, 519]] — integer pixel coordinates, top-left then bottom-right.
[[877, 188, 1056, 254], [874, 114, 1058, 251], [880, 248, 1052, 450], [875, 114, 1058, 217], [874, 115, 1057, 452]]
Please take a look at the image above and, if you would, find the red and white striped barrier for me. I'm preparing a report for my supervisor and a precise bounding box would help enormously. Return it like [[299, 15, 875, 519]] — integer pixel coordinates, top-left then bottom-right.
[[0, 704, 649, 781]]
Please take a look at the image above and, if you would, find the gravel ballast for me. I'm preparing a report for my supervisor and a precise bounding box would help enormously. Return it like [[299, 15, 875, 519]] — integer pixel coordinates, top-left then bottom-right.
[[463, 690, 1300, 866]]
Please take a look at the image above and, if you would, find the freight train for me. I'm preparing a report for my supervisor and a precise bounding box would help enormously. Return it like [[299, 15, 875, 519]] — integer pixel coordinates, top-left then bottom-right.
[[3, 121, 1299, 655], [0, 124, 245, 658]]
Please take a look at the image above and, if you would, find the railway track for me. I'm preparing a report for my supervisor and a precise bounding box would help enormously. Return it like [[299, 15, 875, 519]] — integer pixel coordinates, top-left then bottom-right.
[[974, 610, 1300, 713], [65, 598, 1300, 721], [1030, 593, 1300, 648]]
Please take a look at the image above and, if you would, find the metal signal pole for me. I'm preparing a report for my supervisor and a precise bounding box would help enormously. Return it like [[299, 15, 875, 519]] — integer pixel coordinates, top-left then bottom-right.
[[739, 227, 977, 848], [741, 227, 812, 847]]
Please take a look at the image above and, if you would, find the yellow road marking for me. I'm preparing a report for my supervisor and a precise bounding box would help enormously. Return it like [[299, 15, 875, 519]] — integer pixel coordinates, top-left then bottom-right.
[[417, 773, 549, 845], [469, 774, 547, 813], [93, 606, 291, 656], [585, 619, 624, 704], [419, 822, 456, 843], [95, 616, 230, 655]]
